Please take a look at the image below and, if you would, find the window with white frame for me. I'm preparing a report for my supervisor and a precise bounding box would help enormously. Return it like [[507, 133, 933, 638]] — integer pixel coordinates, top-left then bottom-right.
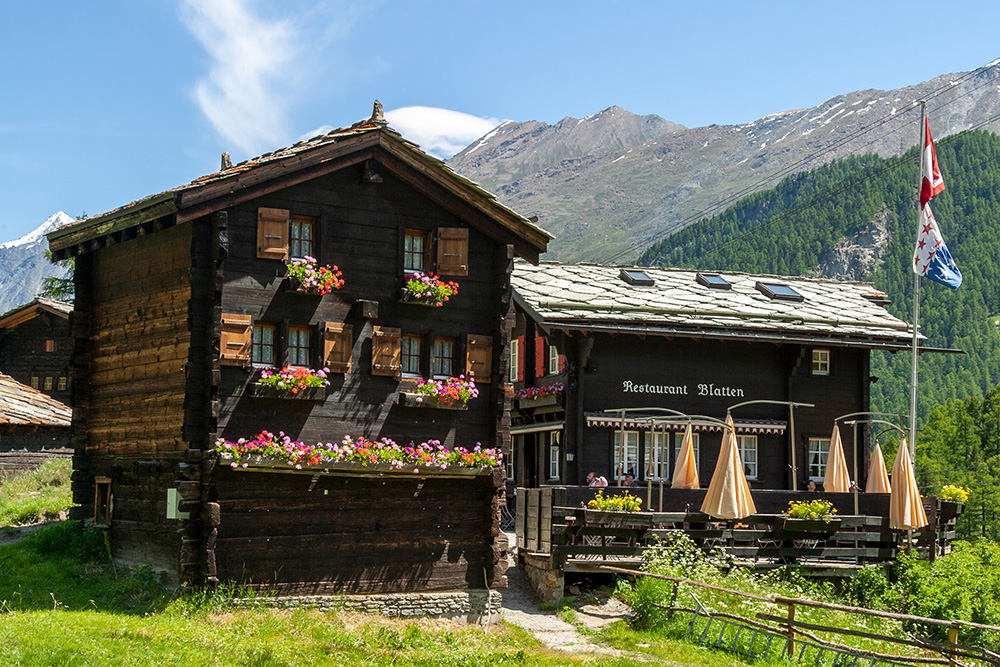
[[509, 338, 519, 382], [812, 348, 830, 375], [547, 343, 559, 375], [672, 431, 701, 476], [808, 437, 830, 481], [613, 430, 640, 480], [548, 431, 561, 480], [647, 430, 670, 480], [508, 435, 520, 481], [736, 434, 758, 479]]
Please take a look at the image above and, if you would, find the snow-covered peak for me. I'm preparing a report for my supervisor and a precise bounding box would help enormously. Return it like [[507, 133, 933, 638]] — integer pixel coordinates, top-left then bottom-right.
[[0, 212, 75, 250]]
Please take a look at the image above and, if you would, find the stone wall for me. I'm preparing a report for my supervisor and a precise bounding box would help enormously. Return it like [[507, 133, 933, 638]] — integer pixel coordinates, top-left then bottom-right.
[[237, 589, 503, 623], [520, 552, 563, 603]]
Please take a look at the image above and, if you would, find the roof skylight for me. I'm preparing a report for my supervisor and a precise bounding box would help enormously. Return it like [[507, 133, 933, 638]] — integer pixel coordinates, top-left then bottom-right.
[[756, 281, 804, 302], [696, 273, 731, 289], [620, 268, 655, 286]]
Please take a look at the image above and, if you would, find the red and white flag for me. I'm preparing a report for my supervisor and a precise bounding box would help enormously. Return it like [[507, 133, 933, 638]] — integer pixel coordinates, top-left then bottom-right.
[[920, 116, 945, 207]]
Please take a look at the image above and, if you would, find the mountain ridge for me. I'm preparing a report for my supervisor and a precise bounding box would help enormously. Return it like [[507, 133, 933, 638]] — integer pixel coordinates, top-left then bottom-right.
[[0, 212, 73, 313]]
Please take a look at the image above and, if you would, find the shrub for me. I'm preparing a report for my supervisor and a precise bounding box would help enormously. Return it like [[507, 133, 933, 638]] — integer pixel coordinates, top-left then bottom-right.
[[939, 485, 971, 503], [785, 499, 836, 521], [588, 490, 642, 512]]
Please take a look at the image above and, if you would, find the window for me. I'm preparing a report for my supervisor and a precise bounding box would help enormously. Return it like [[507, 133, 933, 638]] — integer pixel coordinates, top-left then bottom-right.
[[673, 431, 701, 475], [252, 323, 276, 366], [45, 339, 55, 353], [648, 430, 670, 480], [509, 338, 519, 382], [756, 281, 804, 302], [401, 335, 422, 376], [613, 430, 640, 480], [432, 337, 454, 377], [94, 477, 112, 526], [509, 436, 520, 481], [619, 268, 655, 286], [548, 431, 561, 480], [696, 272, 732, 289], [30, 377, 39, 389], [812, 349, 830, 375], [808, 438, 830, 481], [43, 377, 53, 391], [289, 214, 315, 260], [58, 377, 68, 391], [287, 326, 311, 367], [736, 434, 758, 480], [404, 229, 428, 273], [548, 344, 559, 375]]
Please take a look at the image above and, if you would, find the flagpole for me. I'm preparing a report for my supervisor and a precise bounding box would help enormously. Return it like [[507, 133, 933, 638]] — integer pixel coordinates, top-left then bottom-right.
[[908, 103, 926, 459]]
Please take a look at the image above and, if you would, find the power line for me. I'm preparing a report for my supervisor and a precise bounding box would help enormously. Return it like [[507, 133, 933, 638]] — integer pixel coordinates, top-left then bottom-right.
[[599, 58, 1000, 265]]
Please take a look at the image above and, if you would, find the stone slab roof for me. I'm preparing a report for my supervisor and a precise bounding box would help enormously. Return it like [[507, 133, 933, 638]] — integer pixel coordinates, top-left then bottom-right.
[[0, 373, 71, 427], [513, 261, 917, 349]]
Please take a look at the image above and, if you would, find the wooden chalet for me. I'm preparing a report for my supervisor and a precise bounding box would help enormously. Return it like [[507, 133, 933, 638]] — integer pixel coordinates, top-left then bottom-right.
[[0, 372, 71, 474], [47, 103, 551, 594], [0, 297, 74, 404], [509, 261, 919, 494]]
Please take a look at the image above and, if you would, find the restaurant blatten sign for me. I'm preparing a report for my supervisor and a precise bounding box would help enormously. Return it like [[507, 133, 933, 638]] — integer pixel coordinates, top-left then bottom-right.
[[621, 380, 745, 398]]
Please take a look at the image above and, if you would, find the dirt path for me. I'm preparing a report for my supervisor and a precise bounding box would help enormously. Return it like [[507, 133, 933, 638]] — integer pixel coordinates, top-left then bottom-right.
[[498, 532, 633, 656]]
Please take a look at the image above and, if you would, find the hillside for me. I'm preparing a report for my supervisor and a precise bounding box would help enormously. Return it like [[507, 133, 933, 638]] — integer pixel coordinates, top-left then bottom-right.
[[0, 212, 73, 313], [638, 129, 1000, 421], [448, 61, 1000, 263]]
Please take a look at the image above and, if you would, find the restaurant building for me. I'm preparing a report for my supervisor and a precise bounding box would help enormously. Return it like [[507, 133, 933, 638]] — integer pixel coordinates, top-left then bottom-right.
[[509, 261, 916, 493]]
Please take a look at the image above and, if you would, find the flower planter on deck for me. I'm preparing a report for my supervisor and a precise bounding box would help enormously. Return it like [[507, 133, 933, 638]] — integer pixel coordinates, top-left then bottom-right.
[[773, 516, 842, 540]]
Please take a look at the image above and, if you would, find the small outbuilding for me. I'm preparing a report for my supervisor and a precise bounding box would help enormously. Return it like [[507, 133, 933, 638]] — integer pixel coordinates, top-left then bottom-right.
[[0, 297, 73, 404], [0, 372, 71, 474], [47, 103, 551, 600]]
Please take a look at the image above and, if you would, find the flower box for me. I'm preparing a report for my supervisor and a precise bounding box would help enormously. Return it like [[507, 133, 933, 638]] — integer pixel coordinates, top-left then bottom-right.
[[584, 510, 654, 528], [220, 455, 493, 478], [517, 393, 561, 409], [250, 384, 327, 400], [773, 517, 841, 540], [399, 392, 468, 410], [398, 290, 439, 307], [938, 500, 965, 524]]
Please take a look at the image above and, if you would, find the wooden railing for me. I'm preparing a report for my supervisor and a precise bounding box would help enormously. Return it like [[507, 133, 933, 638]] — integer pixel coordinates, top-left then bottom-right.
[[515, 487, 961, 571]]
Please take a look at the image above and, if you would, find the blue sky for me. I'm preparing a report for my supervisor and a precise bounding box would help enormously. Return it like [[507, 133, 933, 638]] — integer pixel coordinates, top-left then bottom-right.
[[1, 0, 998, 242]]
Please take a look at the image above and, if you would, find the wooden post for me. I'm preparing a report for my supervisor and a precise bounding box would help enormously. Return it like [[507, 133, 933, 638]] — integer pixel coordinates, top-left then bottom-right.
[[947, 624, 959, 667], [785, 602, 796, 657], [667, 580, 680, 621]]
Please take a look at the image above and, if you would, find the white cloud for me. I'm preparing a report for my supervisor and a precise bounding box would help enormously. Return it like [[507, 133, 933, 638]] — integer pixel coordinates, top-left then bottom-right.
[[384, 107, 502, 159], [182, 0, 299, 155]]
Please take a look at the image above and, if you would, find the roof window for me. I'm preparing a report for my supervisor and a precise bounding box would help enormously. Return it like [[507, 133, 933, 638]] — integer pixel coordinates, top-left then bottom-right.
[[619, 268, 655, 286], [756, 281, 804, 302], [696, 272, 731, 289]]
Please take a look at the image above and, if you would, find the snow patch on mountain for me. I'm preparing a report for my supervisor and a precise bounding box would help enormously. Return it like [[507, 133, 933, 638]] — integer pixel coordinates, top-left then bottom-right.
[[0, 212, 74, 250]]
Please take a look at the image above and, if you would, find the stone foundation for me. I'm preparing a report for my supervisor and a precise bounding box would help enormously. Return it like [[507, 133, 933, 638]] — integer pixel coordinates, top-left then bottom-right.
[[520, 552, 563, 603], [237, 589, 503, 623]]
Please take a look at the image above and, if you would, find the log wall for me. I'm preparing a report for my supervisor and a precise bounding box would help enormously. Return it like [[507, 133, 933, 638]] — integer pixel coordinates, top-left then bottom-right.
[[214, 467, 507, 594], [0, 426, 71, 475], [0, 312, 73, 403]]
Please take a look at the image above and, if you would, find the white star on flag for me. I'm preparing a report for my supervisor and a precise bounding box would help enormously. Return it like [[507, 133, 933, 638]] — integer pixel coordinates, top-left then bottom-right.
[[913, 202, 962, 289]]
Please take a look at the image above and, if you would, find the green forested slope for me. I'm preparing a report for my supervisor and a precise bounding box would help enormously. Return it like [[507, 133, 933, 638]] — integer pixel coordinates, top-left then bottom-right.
[[638, 130, 1000, 422]]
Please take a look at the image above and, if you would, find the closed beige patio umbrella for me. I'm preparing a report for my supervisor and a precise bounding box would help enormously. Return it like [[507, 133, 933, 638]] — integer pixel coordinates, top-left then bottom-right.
[[822, 425, 851, 493], [701, 414, 756, 520], [671, 423, 700, 489], [865, 442, 891, 493], [889, 438, 927, 530]]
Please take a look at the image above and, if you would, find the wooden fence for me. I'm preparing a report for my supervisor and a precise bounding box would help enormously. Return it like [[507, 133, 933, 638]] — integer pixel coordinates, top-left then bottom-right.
[[515, 487, 961, 575]]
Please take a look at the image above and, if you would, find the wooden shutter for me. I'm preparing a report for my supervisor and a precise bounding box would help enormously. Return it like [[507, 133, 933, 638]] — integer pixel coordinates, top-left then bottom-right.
[[371, 326, 401, 377], [436, 227, 469, 276], [466, 334, 493, 379], [559, 354, 567, 374], [534, 333, 545, 378], [220, 313, 252, 366], [323, 322, 353, 373], [257, 207, 289, 260], [516, 335, 525, 382]]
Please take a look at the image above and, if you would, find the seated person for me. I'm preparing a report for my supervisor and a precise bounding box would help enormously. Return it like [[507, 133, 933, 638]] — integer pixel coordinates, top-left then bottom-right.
[[623, 473, 640, 487], [586, 471, 608, 488]]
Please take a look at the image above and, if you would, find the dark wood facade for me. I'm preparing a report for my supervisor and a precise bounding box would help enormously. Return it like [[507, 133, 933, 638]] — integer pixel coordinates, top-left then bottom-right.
[[0, 298, 74, 404], [0, 372, 72, 475], [509, 262, 917, 498], [49, 110, 549, 591]]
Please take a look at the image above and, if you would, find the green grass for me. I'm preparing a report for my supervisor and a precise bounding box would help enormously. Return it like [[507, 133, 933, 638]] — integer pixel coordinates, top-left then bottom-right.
[[0, 458, 73, 526]]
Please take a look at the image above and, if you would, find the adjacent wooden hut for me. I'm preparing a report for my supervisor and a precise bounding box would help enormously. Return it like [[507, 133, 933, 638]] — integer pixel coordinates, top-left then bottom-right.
[[0, 372, 71, 474], [47, 104, 551, 594], [0, 298, 73, 404], [510, 261, 925, 493]]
